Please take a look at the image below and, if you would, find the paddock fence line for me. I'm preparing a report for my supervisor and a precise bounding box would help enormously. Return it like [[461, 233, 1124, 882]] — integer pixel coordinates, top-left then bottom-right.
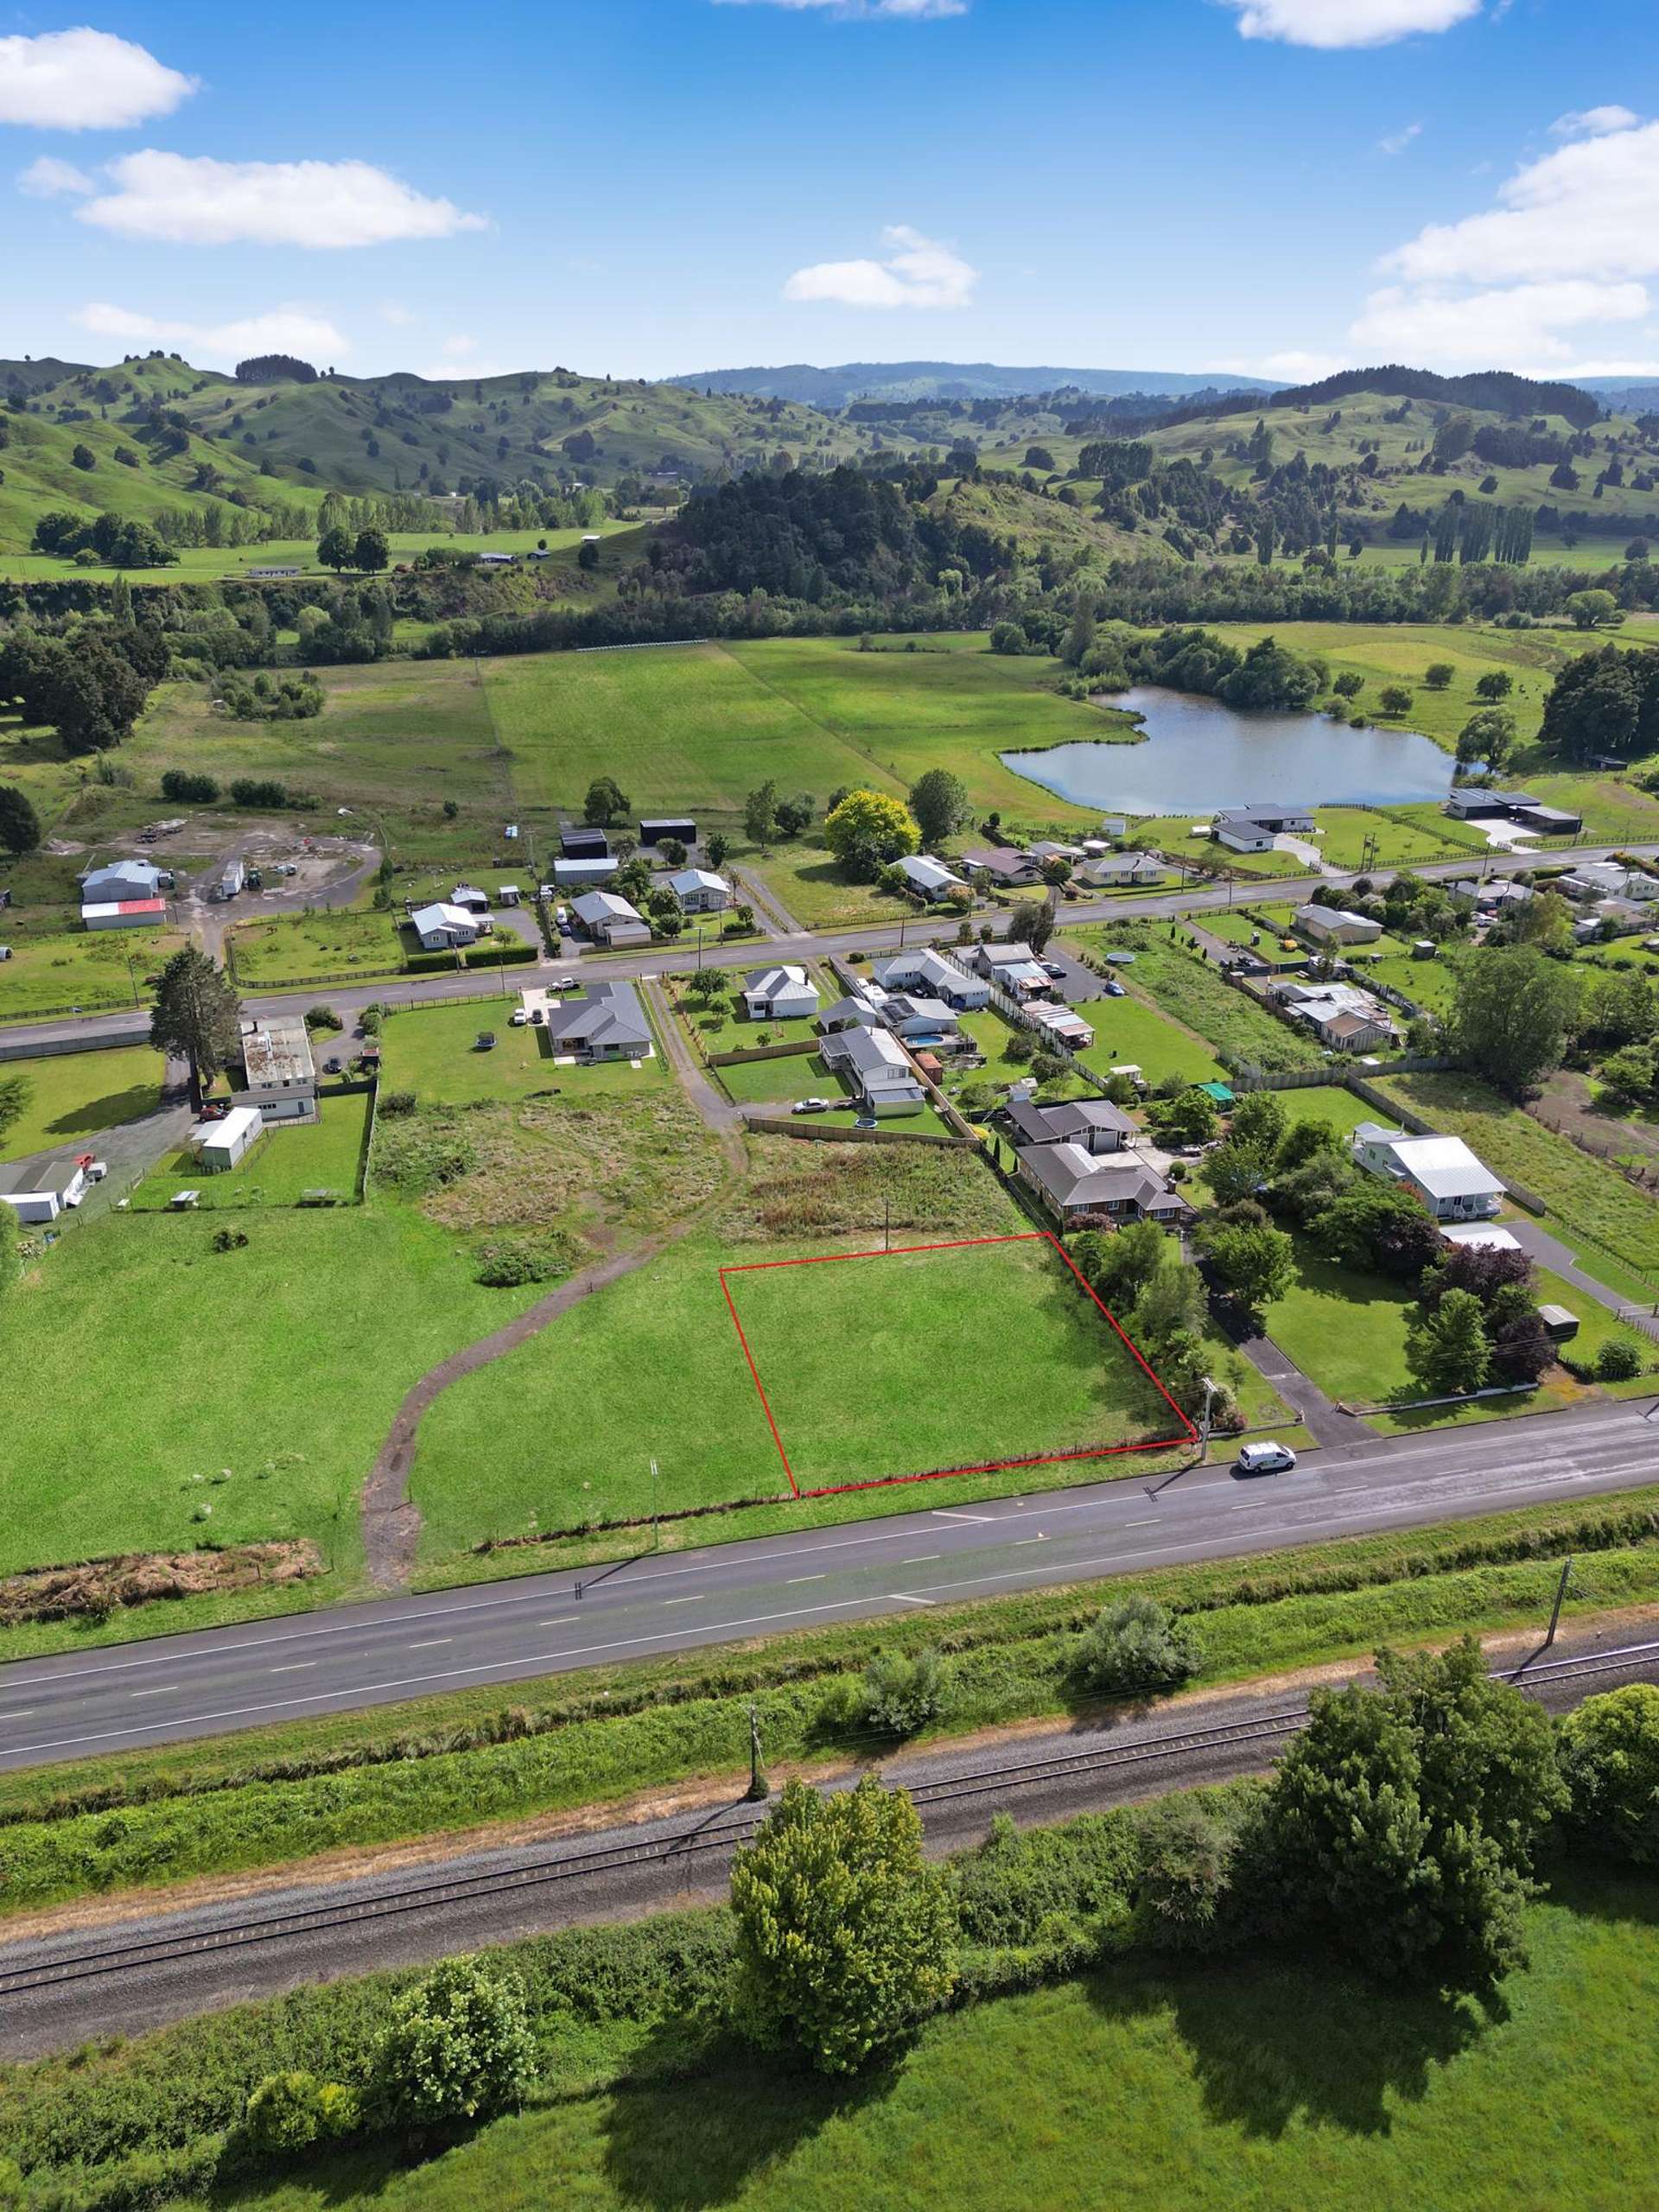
[[0, 1023, 151, 1061], [741, 1112, 969, 1150]]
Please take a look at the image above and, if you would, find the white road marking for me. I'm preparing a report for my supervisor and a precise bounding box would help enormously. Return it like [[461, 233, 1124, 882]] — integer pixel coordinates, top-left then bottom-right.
[[268, 1662, 317, 1675], [901, 1554, 941, 1565], [663, 1595, 703, 1606], [1014, 1536, 1047, 1547], [1126, 1518, 1160, 1528], [890, 1592, 936, 1607], [788, 1573, 827, 1585], [932, 1509, 994, 1522], [130, 1686, 179, 1699], [409, 1639, 453, 1650]]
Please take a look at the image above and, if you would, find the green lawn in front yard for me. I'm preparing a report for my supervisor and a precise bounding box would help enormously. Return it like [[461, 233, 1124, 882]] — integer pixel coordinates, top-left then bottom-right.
[[1074, 995, 1229, 1090], [1274, 1085, 1376, 1136], [0, 1046, 168, 1162], [0, 927, 185, 1021], [1068, 925, 1313, 1075], [0, 1201, 543, 1582], [378, 1000, 665, 1106], [200, 1875, 1659, 2212], [228, 906, 409, 988], [742, 842, 914, 930], [129, 1090, 372, 1210], [724, 1234, 1185, 1491]]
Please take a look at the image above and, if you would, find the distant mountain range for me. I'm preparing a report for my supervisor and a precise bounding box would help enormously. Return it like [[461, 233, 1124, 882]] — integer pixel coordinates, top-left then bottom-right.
[[669, 362, 1277, 408]]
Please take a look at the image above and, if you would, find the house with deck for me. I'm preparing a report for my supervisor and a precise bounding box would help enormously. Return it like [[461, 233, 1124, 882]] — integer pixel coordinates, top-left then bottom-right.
[[1351, 1122, 1507, 1222]]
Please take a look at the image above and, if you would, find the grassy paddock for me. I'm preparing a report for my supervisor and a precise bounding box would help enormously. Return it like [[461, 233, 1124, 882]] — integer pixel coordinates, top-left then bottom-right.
[[0, 1045, 168, 1162], [0, 926, 185, 1020], [129, 1090, 372, 1210]]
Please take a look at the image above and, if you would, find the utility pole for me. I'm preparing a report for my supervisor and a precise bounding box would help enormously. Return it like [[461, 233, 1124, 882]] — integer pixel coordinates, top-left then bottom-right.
[[651, 1456, 660, 1550], [1195, 1374, 1218, 1465], [747, 1706, 769, 1801], [884, 1197, 891, 1253], [1545, 1556, 1573, 1647]]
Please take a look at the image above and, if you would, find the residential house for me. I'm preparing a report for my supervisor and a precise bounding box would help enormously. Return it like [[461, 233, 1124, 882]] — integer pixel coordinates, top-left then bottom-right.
[[233, 1014, 318, 1123], [818, 1023, 927, 1116], [1002, 1096, 1136, 1154], [667, 868, 732, 913], [552, 856, 620, 890], [869, 949, 990, 1009], [543, 980, 655, 1062], [639, 817, 697, 848], [896, 853, 969, 902], [1027, 841, 1084, 868], [1212, 804, 1315, 853], [190, 1105, 264, 1174], [879, 994, 961, 1047], [570, 890, 652, 948], [959, 845, 1043, 887], [1447, 876, 1533, 912], [975, 942, 1055, 1000], [1015, 1141, 1192, 1231], [409, 901, 486, 950], [742, 964, 819, 1020], [1268, 978, 1399, 1052], [560, 825, 611, 861], [1028, 1001, 1095, 1051], [1509, 801, 1582, 836], [1081, 851, 1167, 888], [1444, 788, 1540, 821], [1351, 1121, 1507, 1222], [817, 995, 882, 1036], [450, 883, 491, 915], [1294, 903, 1384, 947], [1560, 860, 1659, 904], [0, 1150, 89, 1224]]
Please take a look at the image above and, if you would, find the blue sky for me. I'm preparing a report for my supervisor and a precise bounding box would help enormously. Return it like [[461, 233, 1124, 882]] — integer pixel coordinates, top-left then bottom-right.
[[3, 0, 1658, 381]]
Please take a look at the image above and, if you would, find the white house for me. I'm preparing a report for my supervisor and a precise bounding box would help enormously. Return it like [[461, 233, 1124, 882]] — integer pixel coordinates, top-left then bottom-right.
[[1082, 851, 1167, 888], [897, 854, 969, 903], [1351, 1121, 1508, 1222], [570, 890, 652, 948], [742, 965, 818, 1020], [668, 868, 732, 914], [1560, 861, 1659, 906], [870, 948, 990, 1010], [233, 1014, 318, 1123], [409, 901, 485, 950], [190, 1105, 264, 1174], [1294, 904, 1384, 947]]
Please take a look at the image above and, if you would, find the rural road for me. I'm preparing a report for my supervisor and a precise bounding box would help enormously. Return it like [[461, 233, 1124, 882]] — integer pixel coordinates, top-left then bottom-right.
[[1, 1621, 1652, 2058], [8, 844, 1655, 1058], [3, 1399, 1656, 1772]]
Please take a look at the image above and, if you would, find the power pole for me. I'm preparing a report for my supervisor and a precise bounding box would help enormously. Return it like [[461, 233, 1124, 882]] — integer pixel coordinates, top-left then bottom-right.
[[1545, 1556, 1573, 1647], [747, 1706, 769, 1801], [651, 1456, 660, 1550]]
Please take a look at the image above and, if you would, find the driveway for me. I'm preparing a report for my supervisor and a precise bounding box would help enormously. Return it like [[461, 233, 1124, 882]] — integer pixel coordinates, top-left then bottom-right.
[[1506, 1218, 1659, 1343]]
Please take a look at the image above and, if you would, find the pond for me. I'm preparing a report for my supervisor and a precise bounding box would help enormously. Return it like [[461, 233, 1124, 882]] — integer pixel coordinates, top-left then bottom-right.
[[1003, 686, 1455, 816]]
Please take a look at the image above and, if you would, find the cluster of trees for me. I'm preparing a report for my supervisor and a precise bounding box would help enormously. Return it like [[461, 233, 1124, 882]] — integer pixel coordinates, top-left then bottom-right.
[[317, 525, 389, 575], [218, 670, 324, 722], [1113, 625, 1327, 711], [1071, 1217, 1238, 1426], [722, 1658, 1657, 2082], [0, 618, 166, 754], [1541, 642, 1659, 762], [823, 787, 921, 880], [30, 510, 178, 569]]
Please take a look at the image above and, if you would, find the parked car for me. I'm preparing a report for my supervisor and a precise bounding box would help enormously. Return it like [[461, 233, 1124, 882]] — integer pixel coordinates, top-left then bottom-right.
[[1043, 961, 1066, 980], [1236, 1441, 1297, 1477], [1102, 978, 1125, 997], [550, 975, 579, 992], [197, 1102, 227, 1121], [509, 1009, 530, 1027], [791, 1096, 834, 1116], [323, 1056, 342, 1073]]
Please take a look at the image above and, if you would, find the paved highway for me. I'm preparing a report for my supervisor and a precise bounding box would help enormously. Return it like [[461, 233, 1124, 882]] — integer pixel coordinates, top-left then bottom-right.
[[3, 1400, 1656, 1773]]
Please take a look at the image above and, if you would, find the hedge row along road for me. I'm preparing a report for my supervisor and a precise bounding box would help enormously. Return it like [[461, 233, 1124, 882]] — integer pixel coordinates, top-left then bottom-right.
[[1, 1398, 1656, 1773]]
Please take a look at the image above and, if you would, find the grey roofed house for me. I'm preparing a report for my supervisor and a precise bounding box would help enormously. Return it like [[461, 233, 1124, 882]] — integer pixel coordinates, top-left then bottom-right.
[[959, 845, 1042, 885], [1016, 1140, 1192, 1226], [667, 868, 731, 910], [543, 980, 654, 1060], [570, 889, 651, 945], [1004, 1096, 1135, 1153], [897, 853, 969, 901], [869, 948, 990, 1007], [741, 964, 818, 1018], [817, 995, 882, 1034], [820, 1021, 927, 1113], [79, 859, 162, 904]]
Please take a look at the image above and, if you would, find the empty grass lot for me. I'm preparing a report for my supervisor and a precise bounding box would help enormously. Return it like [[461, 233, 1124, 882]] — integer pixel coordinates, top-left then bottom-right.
[[0, 927, 184, 1020], [1074, 996, 1228, 1090], [130, 1090, 372, 1210], [0, 1045, 168, 1162], [201, 1876, 1659, 2212], [723, 1236, 1185, 1492], [228, 907, 410, 988], [1069, 926, 1319, 1074]]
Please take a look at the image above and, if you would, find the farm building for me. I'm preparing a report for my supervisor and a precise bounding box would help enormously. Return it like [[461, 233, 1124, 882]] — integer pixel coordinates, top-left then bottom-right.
[[82, 897, 168, 932], [552, 856, 620, 889], [233, 1014, 318, 1123], [561, 826, 611, 861], [639, 817, 697, 848], [189, 1106, 264, 1174]]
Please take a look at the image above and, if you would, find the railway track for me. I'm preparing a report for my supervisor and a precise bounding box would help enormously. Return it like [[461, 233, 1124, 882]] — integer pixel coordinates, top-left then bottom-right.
[[3, 1635, 1655, 2002]]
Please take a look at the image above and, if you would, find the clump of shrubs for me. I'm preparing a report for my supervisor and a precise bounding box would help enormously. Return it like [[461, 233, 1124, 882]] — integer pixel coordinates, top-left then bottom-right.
[[378, 1088, 416, 1117], [242, 2070, 359, 2157], [856, 1646, 948, 1738], [474, 1236, 566, 1289], [210, 1226, 249, 1253], [1071, 1596, 1199, 1697], [1597, 1339, 1644, 1382]]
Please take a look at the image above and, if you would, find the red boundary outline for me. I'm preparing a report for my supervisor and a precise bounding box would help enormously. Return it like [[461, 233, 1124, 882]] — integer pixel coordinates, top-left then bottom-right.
[[718, 1230, 1197, 1501]]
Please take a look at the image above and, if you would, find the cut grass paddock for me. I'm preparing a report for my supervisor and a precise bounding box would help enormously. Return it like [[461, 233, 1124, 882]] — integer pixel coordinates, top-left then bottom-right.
[[129, 1090, 372, 1210], [0, 1045, 168, 1163], [0, 927, 185, 1022], [721, 1234, 1189, 1496]]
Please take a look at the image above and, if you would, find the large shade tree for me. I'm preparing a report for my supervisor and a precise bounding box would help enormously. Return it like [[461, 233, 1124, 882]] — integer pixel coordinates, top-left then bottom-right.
[[149, 947, 242, 1111]]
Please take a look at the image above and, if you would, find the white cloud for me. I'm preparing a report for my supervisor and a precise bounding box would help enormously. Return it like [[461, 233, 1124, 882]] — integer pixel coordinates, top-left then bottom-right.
[[1378, 122, 1422, 156], [1355, 111, 1659, 370], [1205, 348, 1351, 382], [73, 150, 487, 249], [439, 334, 479, 359], [1551, 105, 1639, 139], [1384, 116, 1658, 286], [1350, 278, 1649, 368], [17, 155, 94, 199], [784, 224, 976, 308], [74, 301, 350, 369], [715, 0, 967, 17], [378, 298, 416, 326], [1219, 0, 1481, 48], [0, 27, 196, 129]]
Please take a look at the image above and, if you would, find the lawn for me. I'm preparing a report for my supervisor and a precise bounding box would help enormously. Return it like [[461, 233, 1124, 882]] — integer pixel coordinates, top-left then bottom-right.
[[0, 1045, 168, 1162], [1376, 1073, 1659, 1301], [129, 1090, 372, 1210], [941, 1008, 1096, 1102], [1274, 1084, 1376, 1136], [379, 1000, 665, 1105], [722, 1234, 1186, 1493], [1073, 997, 1228, 1090], [743, 841, 913, 930], [200, 1877, 1659, 2212], [0, 926, 186, 1021], [1068, 925, 1322, 1075], [227, 907, 410, 988], [0, 1202, 544, 1582]]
